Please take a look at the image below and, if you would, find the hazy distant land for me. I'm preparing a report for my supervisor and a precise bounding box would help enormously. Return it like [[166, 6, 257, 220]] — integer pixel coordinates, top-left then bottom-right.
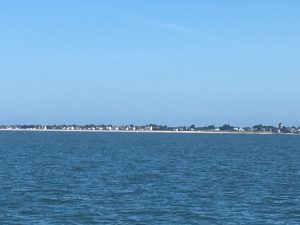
[[0, 123, 298, 134]]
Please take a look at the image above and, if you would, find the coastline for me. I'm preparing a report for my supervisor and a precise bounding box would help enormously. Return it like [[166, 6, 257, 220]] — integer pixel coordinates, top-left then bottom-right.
[[0, 128, 283, 135]]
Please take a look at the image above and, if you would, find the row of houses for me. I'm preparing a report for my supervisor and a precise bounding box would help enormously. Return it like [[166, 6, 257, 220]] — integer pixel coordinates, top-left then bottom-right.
[[0, 125, 153, 131], [1, 123, 299, 134]]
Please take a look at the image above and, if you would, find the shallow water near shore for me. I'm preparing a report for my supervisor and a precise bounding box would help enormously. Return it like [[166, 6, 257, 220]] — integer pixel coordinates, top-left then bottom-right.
[[0, 131, 300, 224]]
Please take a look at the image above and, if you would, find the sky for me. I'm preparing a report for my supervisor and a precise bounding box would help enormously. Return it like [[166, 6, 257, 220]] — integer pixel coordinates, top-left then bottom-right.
[[1, 0, 300, 126]]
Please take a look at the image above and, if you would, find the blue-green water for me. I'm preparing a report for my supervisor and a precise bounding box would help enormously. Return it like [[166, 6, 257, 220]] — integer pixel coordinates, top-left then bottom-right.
[[0, 132, 300, 224]]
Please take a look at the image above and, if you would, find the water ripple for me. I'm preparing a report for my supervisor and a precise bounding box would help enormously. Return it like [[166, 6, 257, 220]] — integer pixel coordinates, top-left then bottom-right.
[[0, 132, 300, 224]]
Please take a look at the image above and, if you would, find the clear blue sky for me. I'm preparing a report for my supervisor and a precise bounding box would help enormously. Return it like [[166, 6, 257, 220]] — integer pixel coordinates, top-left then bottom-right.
[[1, 0, 300, 126]]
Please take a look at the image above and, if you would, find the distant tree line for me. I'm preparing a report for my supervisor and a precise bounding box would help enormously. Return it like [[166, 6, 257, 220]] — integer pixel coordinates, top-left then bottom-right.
[[0, 123, 299, 134]]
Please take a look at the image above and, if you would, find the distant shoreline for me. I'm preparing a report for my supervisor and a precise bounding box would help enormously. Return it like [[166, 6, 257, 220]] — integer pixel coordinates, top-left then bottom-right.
[[0, 128, 289, 135], [1, 123, 298, 135]]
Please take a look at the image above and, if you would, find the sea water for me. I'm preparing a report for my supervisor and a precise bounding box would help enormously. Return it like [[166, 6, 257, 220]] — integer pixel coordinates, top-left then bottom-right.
[[0, 131, 300, 224]]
